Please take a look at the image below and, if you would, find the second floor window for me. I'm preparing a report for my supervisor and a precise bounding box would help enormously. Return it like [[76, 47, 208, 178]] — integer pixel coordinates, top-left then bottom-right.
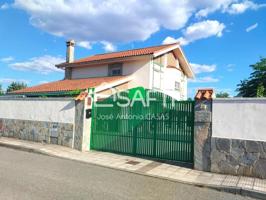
[[175, 81, 180, 91], [108, 63, 123, 76]]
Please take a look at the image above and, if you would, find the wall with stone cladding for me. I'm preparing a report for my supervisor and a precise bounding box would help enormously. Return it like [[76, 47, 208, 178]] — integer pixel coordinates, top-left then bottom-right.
[[194, 96, 266, 179], [211, 137, 266, 178], [0, 97, 89, 151], [0, 118, 74, 147], [194, 99, 212, 171], [210, 98, 266, 178]]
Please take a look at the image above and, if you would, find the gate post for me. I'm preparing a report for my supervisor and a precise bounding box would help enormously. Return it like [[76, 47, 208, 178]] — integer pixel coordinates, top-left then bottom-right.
[[194, 89, 214, 171]]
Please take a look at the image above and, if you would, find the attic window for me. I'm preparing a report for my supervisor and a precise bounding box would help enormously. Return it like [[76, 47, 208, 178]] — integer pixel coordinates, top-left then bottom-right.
[[108, 63, 123, 76]]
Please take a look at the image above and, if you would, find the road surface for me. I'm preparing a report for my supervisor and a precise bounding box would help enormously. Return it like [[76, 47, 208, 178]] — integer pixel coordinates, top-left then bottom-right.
[[0, 146, 257, 200]]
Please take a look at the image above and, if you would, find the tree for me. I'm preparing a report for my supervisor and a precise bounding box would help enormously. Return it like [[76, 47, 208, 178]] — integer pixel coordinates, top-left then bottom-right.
[[256, 83, 265, 97], [0, 84, 4, 95], [6, 82, 27, 93], [236, 58, 266, 97], [216, 92, 229, 98]]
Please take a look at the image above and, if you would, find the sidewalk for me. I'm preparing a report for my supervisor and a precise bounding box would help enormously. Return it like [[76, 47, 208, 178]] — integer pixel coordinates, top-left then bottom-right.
[[0, 137, 266, 200]]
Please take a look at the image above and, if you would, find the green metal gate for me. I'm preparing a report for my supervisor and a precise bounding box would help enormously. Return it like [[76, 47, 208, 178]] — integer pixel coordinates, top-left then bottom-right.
[[90, 88, 194, 164]]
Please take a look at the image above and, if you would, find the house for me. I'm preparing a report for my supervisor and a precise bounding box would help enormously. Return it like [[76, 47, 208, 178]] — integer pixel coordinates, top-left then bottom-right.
[[12, 41, 194, 100]]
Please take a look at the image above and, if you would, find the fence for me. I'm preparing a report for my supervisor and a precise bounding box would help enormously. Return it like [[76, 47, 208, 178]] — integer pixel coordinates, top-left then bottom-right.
[[91, 88, 194, 164]]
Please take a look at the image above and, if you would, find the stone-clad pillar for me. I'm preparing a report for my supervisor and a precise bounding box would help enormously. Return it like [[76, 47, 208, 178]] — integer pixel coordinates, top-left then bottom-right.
[[73, 90, 92, 151], [73, 99, 85, 150], [194, 89, 214, 171]]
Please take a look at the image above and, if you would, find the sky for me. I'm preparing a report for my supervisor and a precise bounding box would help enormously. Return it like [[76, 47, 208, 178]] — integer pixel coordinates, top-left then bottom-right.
[[0, 0, 266, 97]]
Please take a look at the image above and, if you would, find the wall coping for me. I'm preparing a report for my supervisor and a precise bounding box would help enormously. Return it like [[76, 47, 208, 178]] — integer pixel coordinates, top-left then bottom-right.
[[0, 97, 74, 101], [213, 98, 266, 103]]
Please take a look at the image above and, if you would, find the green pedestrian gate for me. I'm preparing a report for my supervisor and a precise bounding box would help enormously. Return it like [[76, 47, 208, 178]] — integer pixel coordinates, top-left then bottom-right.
[[90, 88, 194, 164]]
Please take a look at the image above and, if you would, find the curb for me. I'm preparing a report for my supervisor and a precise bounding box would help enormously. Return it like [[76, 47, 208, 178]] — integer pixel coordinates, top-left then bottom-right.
[[0, 141, 265, 200]]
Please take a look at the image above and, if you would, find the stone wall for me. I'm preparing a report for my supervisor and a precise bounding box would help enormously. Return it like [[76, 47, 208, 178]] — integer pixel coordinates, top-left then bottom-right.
[[194, 99, 212, 171], [0, 97, 89, 151], [74, 100, 85, 150], [0, 118, 74, 148], [211, 137, 266, 179]]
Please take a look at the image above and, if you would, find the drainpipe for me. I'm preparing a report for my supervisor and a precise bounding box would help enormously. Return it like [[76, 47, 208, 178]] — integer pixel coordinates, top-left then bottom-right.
[[149, 55, 154, 90]]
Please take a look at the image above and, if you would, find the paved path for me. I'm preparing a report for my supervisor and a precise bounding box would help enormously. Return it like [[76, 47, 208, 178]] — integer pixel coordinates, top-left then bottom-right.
[[0, 146, 257, 200], [0, 137, 266, 199]]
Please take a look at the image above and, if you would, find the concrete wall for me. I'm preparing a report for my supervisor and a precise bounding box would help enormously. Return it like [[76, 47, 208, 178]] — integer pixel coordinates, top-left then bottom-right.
[[71, 58, 151, 89], [152, 52, 187, 100], [123, 59, 151, 89], [210, 98, 266, 178], [0, 97, 89, 151], [163, 67, 187, 100], [213, 98, 266, 141], [0, 98, 75, 124], [72, 65, 108, 79]]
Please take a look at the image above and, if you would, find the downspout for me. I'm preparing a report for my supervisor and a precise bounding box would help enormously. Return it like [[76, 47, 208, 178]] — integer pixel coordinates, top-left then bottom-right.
[[89, 88, 95, 150]]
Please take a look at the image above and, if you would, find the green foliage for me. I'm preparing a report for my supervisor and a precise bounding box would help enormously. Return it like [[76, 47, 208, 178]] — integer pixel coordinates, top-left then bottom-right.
[[66, 89, 82, 96], [39, 95, 48, 98], [0, 84, 4, 95], [236, 58, 266, 97], [216, 92, 230, 98], [6, 82, 27, 93], [256, 83, 265, 97]]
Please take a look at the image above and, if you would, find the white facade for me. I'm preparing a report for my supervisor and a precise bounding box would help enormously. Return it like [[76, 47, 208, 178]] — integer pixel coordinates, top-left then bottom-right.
[[0, 98, 75, 123], [161, 67, 187, 100], [212, 98, 266, 141], [70, 52, 188, 100]]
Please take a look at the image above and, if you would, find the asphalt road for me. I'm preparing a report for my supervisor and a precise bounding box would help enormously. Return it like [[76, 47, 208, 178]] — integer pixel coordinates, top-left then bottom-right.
[[0, 146, 258, 200]]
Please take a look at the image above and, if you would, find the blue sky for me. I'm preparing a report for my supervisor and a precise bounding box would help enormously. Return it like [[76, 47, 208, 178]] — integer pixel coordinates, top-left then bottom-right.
[[0, 0, 266, 97]]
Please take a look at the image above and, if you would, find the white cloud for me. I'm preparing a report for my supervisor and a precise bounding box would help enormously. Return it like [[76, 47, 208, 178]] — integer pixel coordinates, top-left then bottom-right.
[[226, 63, 235, 72], [226, 1, 266, 14], [246, 23, 258, 32], [13, 0, 265, 47], [163, 20, 225, 45], [0, 78, 30, 84], [101, 41, 116, 52], [162, 36, 179, 45], [77, 41, 92, 49], [13, 0, 194, 46], [0, 56, 14, 63], [39, 80, 49, 84], [0, 3, 9, 10], [190, 63, 216, 74], [195, 0, 236, 18], [190, 76, 219, 83], [9, 55, 64, 74], [195, 0, 266, 17]]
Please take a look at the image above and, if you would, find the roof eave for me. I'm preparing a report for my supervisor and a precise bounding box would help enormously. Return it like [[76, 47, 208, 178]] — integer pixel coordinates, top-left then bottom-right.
[[177, 47, 195, 79], [56, 55, 151, 69], [152, 43, 180, 58], [152, 43, 194, 79]]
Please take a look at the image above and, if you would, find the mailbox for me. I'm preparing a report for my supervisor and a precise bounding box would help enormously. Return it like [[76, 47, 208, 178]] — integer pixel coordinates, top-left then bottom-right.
[[86, 109, 92, 119]]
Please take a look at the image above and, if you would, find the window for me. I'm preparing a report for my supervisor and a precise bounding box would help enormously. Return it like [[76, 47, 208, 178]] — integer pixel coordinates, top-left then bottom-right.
[[175, 81, 180, 91], [108, 63, 122, 76]]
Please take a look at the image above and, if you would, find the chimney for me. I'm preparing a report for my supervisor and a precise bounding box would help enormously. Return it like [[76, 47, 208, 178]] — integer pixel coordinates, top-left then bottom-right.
[[66, 40, 75, 63], [65, 40, 75, 79]]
